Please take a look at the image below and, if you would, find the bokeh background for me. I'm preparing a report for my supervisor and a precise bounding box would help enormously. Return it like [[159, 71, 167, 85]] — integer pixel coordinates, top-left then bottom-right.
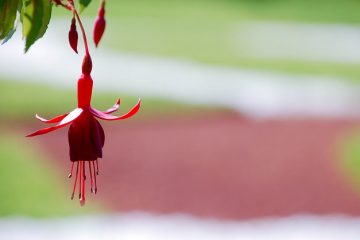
[[2, 0, 360, 239]]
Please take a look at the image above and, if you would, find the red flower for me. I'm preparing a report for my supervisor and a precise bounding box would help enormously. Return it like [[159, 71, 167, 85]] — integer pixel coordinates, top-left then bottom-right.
[[27, 56, 141, 205]]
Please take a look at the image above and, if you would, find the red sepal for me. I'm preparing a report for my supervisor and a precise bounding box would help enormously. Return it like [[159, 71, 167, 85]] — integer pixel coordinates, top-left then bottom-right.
[[90, 99, 140, 121], [27, 108, 83, 137], [35, 113, 68, 123]]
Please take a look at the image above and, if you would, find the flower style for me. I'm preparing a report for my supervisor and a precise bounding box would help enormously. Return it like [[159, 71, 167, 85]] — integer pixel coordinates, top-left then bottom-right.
[[27, 54, 140, 206]]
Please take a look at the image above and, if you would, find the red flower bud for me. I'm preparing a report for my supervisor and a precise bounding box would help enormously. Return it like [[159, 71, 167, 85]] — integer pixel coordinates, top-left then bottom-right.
[[68, 17, 78, 53], [93, 4, 106, 47], [82, 54, 92, 74]]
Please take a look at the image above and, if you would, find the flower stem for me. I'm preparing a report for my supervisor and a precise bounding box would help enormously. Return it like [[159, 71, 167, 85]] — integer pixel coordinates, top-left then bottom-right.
[[57, 1, 91, 56], [68, 4, 90, 56]]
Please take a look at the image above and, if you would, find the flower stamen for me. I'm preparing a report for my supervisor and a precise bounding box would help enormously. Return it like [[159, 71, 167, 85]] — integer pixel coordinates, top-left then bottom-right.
[[89, 161, 94, 193], [71, 162, 79, 200], [96, 159, 99, 175], [92, 161, 98, 194], [68, 161, 75, 178], [80, 161, 86, 206]]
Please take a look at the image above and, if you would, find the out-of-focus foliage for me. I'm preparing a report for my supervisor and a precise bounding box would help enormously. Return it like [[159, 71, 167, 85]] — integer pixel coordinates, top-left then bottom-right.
[[0, 0, 93, 52], [0, 0, 19, 43], [22, 0, 52, 52], [79, 0, 92, 12]]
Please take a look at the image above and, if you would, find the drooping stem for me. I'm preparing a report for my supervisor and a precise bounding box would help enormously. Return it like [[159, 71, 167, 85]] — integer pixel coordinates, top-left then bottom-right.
[[69, 5, 90, 56], [56, 1, 91, 56], [100, 0, 105, 11]]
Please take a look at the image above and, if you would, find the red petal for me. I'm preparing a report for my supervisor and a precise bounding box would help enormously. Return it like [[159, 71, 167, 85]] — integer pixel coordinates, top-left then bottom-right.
[[90, 99, 141, 121], [103, 98, 120, 114], [27, 108, 83, 137], [35, 113, 68, 123]]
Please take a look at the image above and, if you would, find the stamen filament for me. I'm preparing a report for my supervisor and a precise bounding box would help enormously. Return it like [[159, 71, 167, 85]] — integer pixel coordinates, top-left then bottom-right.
[[92, 161, 98, 194], [78, 161, 82, 199], [96, 159, 99, 175], [71, 162, 79, 199], [80, 161, 86, 206], [68, 161, 75, 178], [89, 161, 94, 193]]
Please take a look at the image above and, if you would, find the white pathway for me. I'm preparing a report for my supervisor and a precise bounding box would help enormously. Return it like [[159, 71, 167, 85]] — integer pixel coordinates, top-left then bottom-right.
[[235, 22, 360, 64], [1, 20, 360, 118], [1, 213, 360, 240]]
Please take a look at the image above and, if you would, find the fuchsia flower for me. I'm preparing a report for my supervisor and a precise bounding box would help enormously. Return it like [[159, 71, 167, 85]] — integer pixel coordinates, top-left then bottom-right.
[[27, 55, 141, 205], [25, 0, 138, 206]]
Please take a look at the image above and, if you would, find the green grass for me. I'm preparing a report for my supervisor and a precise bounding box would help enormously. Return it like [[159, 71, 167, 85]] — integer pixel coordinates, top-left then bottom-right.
[[0, 131, 100, 217], [338, 131, 360, 192], [0, 79, 216, 121], [64, 0, 360, 24], [103, 19, 360, 81], [52, 0, 360, 82]]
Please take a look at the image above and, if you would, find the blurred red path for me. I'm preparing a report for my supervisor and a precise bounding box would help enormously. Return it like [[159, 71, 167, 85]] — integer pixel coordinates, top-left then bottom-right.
[[34, 114, 360, 219]]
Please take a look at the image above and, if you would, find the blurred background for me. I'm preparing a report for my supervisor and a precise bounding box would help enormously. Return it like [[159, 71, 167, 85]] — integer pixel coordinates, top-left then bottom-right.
[[2, 0, 360, 239]]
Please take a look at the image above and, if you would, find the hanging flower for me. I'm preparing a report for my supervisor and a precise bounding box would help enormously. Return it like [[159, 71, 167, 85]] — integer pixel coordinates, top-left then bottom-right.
[[27, 54, 140, 205], [25, 0, 138, 206]]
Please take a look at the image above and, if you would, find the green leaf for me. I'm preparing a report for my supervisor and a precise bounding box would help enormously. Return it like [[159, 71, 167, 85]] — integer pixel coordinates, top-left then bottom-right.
[[79, 0, 92, 12], [0, 0, 19, 40], [17, 0, 23, 19], [22, 0, 52, 52], [2, 0, 22, 45], [2, 28, 16, 45]]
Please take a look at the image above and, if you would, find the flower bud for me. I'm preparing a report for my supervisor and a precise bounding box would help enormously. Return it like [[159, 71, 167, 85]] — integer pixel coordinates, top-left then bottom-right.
[[93, 3, 106, 47], [82, 54, 92, 74], [68, 17, 78, 53]]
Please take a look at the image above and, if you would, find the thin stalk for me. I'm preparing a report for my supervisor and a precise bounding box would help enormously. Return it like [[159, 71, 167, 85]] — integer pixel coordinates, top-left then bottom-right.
[[69, 6, 90, 56], [59, 1, 90, 56]]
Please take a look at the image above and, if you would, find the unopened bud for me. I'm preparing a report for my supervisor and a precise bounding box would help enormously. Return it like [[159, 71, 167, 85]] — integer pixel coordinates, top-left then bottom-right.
[[68, 17, 78, 53], [82, 54, 92, 74], [93, 3, 106, 47]]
